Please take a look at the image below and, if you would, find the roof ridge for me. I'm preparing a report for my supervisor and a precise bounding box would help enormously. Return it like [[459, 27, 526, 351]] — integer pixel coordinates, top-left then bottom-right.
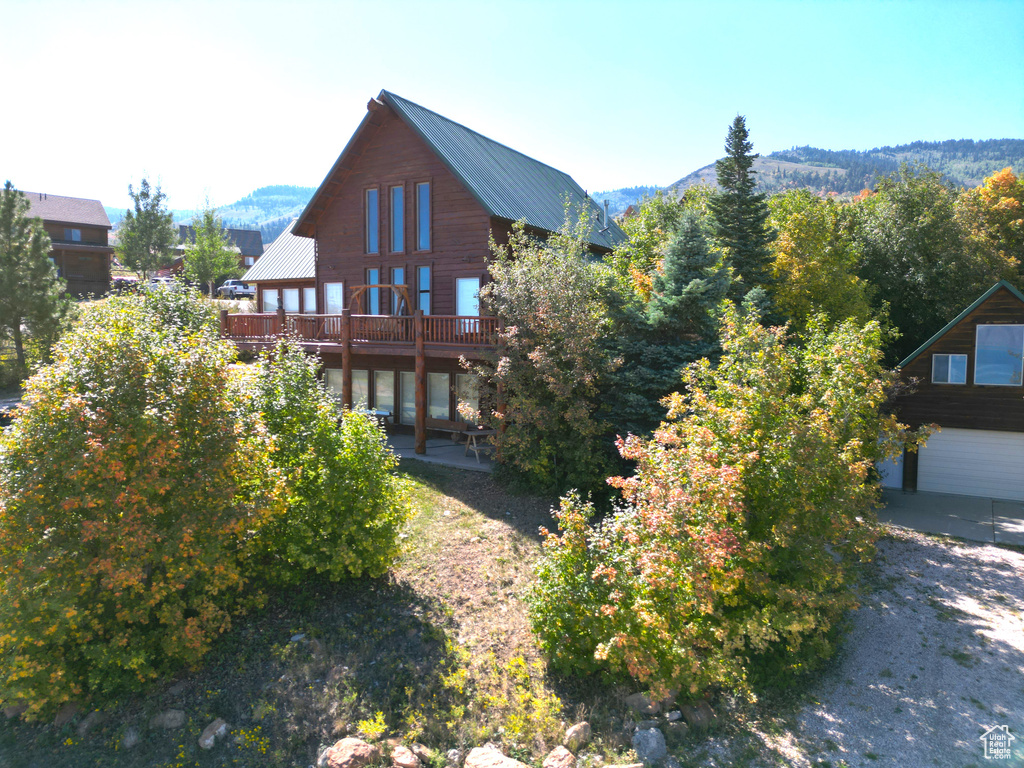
[[19, 190, 104, 205], [379, 90, 577, 182]]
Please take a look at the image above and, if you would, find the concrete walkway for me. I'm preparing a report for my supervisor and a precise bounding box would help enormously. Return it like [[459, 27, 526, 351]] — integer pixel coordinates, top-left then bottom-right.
[[879, 488, 1024, 546], [387, 432, 495, 473]]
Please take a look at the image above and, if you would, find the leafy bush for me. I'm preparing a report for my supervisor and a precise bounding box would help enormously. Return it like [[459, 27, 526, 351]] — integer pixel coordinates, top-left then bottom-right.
[[238, 339, 409, 583], [0, 290, 278, 716], [528, 307, 920, 698]]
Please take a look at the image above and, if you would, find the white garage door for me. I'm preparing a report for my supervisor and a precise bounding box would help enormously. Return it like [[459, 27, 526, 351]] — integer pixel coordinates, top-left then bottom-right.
[[918, 428, 1024, 501]]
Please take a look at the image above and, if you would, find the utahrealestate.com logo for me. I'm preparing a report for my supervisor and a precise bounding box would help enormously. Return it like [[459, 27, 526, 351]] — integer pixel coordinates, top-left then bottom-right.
[[980, 725, 1015, 761]]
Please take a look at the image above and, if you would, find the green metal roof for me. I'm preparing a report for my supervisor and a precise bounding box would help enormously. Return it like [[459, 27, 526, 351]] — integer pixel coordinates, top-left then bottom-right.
[[294, 90, 626, 252], [243, 220, 314, 282], [898, 280, 1024, 368]]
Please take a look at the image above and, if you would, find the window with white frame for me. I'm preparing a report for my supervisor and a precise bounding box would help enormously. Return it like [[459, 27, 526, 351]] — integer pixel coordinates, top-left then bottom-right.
[[455, 373, 480, 424], [932, 353, 968, 384], [427, 372, 450, 419], [325, 369, 344, 398], [374, 371, 395, 415], [282, 288, 300, 313], [400, 371, 415, 424], [324, 282, 344, 314], [352, 369, 369, 406], [975, 325, 1024, 386], [263, 288, 279, 312], [244, 256, 255, 267], [302, 286, 317, 314]]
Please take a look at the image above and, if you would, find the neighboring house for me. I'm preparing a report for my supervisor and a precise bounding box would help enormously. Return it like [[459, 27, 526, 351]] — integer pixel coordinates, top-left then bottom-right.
[[222, 89, 625, 452], [23, 191, 113, 297], [890, 280, 1024, 501], [242, 220, 316, 312], [175, 225, 264, 271]]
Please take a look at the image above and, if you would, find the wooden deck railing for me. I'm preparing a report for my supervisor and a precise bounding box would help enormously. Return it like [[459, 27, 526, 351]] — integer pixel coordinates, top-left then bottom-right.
[[222, 311, 498, 347]]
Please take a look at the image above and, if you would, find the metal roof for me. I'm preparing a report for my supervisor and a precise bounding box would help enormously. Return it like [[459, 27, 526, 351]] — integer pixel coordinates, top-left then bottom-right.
[[294, 91, 626, 252], [22, 190, 111, 228], [898, 280, 1024, 368], [243, 220, 315, 282], [178, 224, 264, 257]]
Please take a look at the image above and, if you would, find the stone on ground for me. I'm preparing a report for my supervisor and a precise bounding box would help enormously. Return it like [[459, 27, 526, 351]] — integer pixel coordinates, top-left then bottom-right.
[[76, 710, 107, 737], [464, 745, 532, 768], [631, 728, 667, 765], [122, 726, 141, 750], [543, 745, 576, 768], [149, 709, 186, 730], [53, 702, 80, 728], [564, 721, 591, 750], [624, 692, 660, 715], [680, 700, 714, 730], [198, 718, 230, 750], [392, 744, 421, 768], [318, 738, 383, 768]]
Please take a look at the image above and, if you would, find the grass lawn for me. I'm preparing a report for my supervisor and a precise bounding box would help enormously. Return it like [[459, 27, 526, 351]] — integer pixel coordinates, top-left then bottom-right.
[[0, 460, 641, 768]]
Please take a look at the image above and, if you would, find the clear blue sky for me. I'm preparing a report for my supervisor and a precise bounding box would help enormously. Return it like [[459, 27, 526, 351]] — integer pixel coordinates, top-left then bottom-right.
[[2, 0, 1021, 212]]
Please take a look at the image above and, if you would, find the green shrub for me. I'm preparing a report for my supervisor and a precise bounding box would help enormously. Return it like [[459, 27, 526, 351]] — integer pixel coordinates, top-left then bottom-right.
[[238, 339, 409, 583], [528, 307, 921, 698], [0, 290, 278, 717]]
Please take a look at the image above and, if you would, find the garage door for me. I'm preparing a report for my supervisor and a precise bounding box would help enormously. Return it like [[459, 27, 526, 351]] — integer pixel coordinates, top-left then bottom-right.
[[918, 428, 1024, 501]]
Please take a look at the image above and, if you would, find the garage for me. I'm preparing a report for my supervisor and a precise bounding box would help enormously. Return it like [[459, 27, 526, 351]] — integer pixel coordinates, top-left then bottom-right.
[[917, 427, 1024, 501]]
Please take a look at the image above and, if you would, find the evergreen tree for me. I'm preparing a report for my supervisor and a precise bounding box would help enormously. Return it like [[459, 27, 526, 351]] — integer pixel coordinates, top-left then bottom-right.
[[607, 212, 731, 436], [183, 206, 242, 296], [116, 178, 177, 279], [709, 116, 776, 301], [0, 181, 69, 372]]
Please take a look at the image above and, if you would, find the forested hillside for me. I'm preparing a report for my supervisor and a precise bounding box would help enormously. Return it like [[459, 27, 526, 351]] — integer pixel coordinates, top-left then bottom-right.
[[595, 138, 1024, 215]]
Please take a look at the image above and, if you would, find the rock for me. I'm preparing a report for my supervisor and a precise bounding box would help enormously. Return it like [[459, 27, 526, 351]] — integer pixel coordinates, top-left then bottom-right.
[[605, 764, 644, 768], [637, 719, 660, 731], [411, 744, 432, 763], [624, 692, 660, 715], [464, 745, 532, 768], [122, 726, 141, 750], [658, 689, 679, 710], [149, 709, 186, 730], [318, 738, 383, 768], [564, 721, 591, 750], [542, 746, 576, 768], [167, 680, 189, 697], [290, 633, 306, 642], [631, 728, 667, 766], [54, 702, 80, 728], [662, 721, 688, 747], [392, 745, 421, 768], [664, 711, 682, 723], [446, 748, 463, 766], [198, 718, 230, 750], [680, 700, 715, 731], [77, 710, 107, 737], [2, 704, 27, 720]]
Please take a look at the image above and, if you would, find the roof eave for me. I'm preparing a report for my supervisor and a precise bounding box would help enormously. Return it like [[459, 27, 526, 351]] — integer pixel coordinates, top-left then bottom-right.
[[898, 280, 1024, 368]]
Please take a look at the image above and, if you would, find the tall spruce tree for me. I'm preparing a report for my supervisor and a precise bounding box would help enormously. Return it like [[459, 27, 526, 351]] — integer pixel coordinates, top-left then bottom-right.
[[0, 182, 69, 372], [607, 212, 731, 436], [183, 206, 242, 296], [116, 178, 177, 279], [709, 116, 776, 300]]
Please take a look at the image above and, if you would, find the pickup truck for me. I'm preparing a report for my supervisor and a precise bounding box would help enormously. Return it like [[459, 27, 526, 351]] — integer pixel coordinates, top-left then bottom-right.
[[217, 280, 256, 299]]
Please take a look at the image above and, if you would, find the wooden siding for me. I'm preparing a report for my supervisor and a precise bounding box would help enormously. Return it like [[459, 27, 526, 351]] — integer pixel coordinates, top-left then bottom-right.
[[51, 246, 111, 297], [253, 280, 317, 313], [898, 286, 1024, 432], [313, 107, 493, 318]]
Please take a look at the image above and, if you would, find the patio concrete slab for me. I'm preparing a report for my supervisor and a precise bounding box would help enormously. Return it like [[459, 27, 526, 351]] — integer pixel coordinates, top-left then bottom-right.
[[879, 489, 1024, 546], [387, 432, 494, 473]]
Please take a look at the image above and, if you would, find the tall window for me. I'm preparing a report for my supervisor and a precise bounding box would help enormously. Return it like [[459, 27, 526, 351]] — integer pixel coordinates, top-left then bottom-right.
[[325, 369, 344, 399], [352, 370, 369, 406], [427, 372, 450, 419], [366, 268, 380, 315], [302, 286, 317, 314], [324, 282, 344, 313], [374, 371, 395, 415], [456, 374, 479, 425], [391, 267, 405, 314], [975, 325, 1024, 386], [400, 371, 415, 424], [390, 186, 404, 253], [417, 266, 431, 315], [416, 182, 430, 251], [365, 189, 379, 254]]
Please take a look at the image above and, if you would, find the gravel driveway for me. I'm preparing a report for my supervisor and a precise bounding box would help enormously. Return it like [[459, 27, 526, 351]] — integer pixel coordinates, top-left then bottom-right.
[[793, 528, 1024, 767]]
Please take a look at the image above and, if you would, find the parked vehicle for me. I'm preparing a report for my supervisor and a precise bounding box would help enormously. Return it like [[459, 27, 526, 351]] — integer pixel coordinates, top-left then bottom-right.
[[144, 277, 176, 291], [217, 280, 256, 299]]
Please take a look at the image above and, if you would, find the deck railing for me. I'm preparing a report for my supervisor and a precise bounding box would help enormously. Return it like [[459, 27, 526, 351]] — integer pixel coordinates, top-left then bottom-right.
[[222, 311, 498, 347]]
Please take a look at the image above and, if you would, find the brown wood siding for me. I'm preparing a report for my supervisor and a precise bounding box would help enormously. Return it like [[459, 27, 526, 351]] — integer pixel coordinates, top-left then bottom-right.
[[314, 109, 493, 318], [897, 286, 1024, 432], [52, 247, 111, 297], [253, 280, 317, 313], [42, 223, 108, 246]]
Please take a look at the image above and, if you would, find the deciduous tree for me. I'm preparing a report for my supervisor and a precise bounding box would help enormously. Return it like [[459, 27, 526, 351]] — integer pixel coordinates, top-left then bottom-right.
[[183, 206, 243, 295]]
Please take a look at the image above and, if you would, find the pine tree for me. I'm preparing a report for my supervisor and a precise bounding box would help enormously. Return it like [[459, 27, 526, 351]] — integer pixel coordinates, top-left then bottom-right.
[[0, 182, 70, 372], [183, 206, 242, 296], [709, 116, 776, 299], [116, 178, 177, 279]]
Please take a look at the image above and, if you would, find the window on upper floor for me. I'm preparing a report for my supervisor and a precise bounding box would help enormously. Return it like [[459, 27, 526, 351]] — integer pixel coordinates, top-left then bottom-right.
[[391, 267, 405, 314], [932, 353, 967, 384], [416, 182, 430, 251], [975, 325, 1024, 386], [366, 268, 381, 315], [366, 189, 379, 254], [417, 266, 431, 315], [244, 256, 255, 267], [64, 228, 81, 242], [390, 186, 404, 253]]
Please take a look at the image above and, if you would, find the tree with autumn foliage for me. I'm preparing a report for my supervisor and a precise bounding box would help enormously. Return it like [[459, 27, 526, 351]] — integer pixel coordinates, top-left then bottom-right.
[[0, 289, 280, 716], [956, 167, 1024, 277], [529, 306, 921, 696]]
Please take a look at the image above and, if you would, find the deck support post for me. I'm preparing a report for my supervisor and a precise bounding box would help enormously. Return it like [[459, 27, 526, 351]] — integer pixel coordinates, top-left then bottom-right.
[[414, 309, 426, 454], [219, 309, 229, 338], [276, 307, 286, 337], [341, 310, 352, 409]]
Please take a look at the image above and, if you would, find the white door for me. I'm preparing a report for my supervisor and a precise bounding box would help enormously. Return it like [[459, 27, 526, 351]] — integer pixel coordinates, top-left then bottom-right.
[[918, 427, 1024, 501]]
